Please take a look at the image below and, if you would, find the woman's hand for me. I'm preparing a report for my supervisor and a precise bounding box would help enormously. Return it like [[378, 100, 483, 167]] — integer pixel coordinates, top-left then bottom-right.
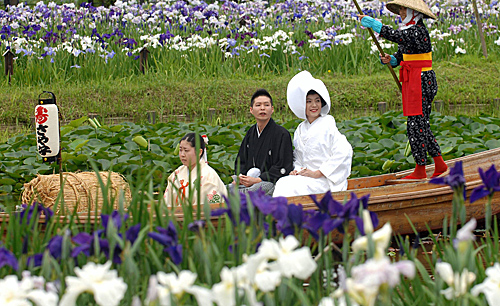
[[298, 168, 324, 179], [357, 14, 367, 20], [380, 53, 392, 64], [290, 170, 299, 175]]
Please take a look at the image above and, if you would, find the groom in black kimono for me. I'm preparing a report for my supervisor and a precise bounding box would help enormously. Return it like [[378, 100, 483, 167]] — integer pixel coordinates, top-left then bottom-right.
[[233, 89, 294, 195]]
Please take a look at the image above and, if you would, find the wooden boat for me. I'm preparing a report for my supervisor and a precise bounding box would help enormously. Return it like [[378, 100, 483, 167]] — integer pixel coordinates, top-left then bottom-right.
[[175, 147, 500, 240], [2, 148, 500, 241]]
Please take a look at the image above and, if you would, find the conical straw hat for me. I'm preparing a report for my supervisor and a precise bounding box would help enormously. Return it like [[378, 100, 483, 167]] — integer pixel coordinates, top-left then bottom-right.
[[386, 0, 437, 20], [287, 71, 331, 120]]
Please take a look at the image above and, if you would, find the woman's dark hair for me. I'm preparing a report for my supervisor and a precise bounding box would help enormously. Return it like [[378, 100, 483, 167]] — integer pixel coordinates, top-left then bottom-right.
[[251, 88, 273, 107], [180, 133, 205, 159], [306, 90, 327, 108]]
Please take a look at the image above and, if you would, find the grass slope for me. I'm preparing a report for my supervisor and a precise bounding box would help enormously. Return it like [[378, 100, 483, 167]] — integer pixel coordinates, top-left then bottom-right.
[[1, 55, 499, 128]]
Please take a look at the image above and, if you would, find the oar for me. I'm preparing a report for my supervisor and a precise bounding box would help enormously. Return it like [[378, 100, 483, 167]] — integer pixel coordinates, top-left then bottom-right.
[[353, 0, 402, 92]]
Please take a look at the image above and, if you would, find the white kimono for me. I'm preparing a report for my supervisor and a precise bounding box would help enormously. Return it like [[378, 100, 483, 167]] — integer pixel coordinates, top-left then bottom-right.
[[273, 115, 352, 197], [164, 162, 227, 206]]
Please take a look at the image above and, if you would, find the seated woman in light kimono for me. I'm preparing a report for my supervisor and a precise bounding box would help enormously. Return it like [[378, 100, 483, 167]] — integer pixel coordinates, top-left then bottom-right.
[[273, 71, 353, 197], [164, 133, 227, 206]]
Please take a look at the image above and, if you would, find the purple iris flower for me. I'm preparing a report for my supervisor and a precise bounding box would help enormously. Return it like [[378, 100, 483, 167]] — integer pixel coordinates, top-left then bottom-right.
[[27, 233, 67, 267], [188, 220, 206, 233], [430, 161, 466, 198], [279, 203, 305, 237], [320, 40, 332, 51], [148, 221, 182, 265], [227, 38, 237, 47], [47, 235, 64, 259], [99, 239, 123, 264], [18, 203, 53, 225], [159, 32, 174, 45], [101, 211, 128, 231], [304, 192, 377, 238], [0, 247, 19, 271], [212, 193, 251, 226], [126, 223, 141, 244], [27, 253, 43, 267], [470, 165, 500, 203], [71, 232, 96, 258], [122, 37, 137, 49]]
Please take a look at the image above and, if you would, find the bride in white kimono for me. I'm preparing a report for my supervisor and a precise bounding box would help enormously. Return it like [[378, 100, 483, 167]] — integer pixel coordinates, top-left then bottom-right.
[[273, 71, 353, 197], [164, 133, 227, 206]]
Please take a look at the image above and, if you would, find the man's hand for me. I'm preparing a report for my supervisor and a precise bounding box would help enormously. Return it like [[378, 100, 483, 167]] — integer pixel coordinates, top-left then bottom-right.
[[239, 175, 262, 187], [298, 168, 324, 179]]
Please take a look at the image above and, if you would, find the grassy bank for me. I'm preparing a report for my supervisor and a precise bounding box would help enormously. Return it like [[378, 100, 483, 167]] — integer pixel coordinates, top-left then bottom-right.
[[1, 55, 499, 131]]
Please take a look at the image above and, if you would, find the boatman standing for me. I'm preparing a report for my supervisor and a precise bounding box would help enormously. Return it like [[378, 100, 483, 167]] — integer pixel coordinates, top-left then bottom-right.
[[232, 89, 294, 195], [358, 0, 448, 179]]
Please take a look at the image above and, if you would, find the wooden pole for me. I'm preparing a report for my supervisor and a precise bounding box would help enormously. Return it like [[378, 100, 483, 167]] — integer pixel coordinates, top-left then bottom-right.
[[472, 0, 488, 58], [352, 0, 402, 92], [139, 47, 149, 74], [4, 50, 14, 85]]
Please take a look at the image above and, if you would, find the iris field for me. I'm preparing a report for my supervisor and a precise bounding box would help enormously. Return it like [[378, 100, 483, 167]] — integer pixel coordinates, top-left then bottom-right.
[[1, 0, 500, 305], [1, 0, 499, 83]]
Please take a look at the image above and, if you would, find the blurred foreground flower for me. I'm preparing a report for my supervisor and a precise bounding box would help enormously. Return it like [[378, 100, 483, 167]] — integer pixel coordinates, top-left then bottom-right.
[[332, 256, 414, 306], [0, 247, 18, 270], [471, 263, 500, 304], [258, 235, 317, 280], [351, 223, 392, 259], [436, 262, 475, 300], [454, 218, 476, 250], [60, 261, 127, 306], [146, 270, 212, 306], [0, 274, 58, 306]]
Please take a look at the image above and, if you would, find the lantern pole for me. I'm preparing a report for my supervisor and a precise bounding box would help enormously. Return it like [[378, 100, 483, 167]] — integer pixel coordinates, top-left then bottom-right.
[[36, 91, 65, 214]]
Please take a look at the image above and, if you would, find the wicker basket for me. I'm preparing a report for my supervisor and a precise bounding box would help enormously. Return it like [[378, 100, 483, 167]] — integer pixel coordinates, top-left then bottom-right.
[[21, 172, 131, 213]]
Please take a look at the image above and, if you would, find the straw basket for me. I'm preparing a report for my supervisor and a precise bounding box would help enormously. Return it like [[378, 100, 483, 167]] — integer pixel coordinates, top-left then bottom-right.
[[21, 172, 132, 213]]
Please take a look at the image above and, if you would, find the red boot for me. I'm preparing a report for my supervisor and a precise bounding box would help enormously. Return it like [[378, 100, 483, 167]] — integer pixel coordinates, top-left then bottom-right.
[[431, 155, 448, 178], [402, 164, 427, 179]]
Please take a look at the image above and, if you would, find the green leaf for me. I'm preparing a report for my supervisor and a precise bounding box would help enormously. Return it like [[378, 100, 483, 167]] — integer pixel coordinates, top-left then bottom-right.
[[67, 116, 89, 128], [379, 138, 395, 149], [485, 139, 500, 149], [98, 159, 111, 170], [3, 152, 23, 158], [75, 154, 88, 162], [124, 142, 139, 151], [60, 125, 75, 136], [441, 146, 454, 154], [23, 157, 37, 165], [68, 139, 90, 152], [352, 165, 371, 176], [0, 178, 16, 185], [110, 125, 124, 132]]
